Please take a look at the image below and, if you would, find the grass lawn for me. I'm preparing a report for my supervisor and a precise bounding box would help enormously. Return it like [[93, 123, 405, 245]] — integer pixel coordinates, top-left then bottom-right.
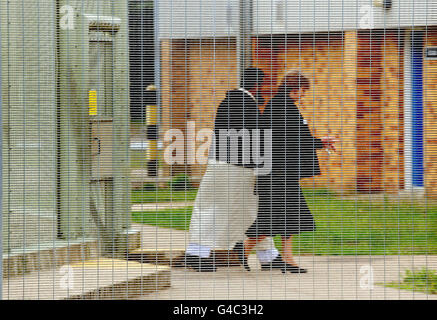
[[132, 188, 437, 255], [384, 268, 437, 295], [132, 189, 198, 204], [132, 207, 193, 230]]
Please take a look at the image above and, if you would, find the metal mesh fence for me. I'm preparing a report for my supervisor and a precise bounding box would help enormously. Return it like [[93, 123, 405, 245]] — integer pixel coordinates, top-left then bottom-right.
[[1, 0, 437, 300]]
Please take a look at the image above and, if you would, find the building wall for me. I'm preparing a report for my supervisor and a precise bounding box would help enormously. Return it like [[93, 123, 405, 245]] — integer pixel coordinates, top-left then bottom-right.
[[354, 30, 405, 194], [1, 0, 58, 250], [380, 30, 405, 193], [160, 27, 437, 196], [158, 0, 239, 39], [355, 31, 385, 193], [1, 0, 131, 251], [254, 33, 358, 193], [157, 0, 436, 39], [424, 27, 437, 197], [188, 39, 238, 178], [253, 0, 434, 35], [254, 30, 406, 194], [161, 34, 359, 191], [160, 38, 237, 179], [160, 39, 191, 176]]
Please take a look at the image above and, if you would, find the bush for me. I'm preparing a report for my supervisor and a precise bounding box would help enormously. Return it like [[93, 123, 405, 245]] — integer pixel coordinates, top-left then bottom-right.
[[168, 174, 192, 191]]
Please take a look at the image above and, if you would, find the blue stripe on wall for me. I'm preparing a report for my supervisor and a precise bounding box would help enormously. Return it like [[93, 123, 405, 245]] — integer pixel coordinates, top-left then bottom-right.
[[411, 31, 424, 187]]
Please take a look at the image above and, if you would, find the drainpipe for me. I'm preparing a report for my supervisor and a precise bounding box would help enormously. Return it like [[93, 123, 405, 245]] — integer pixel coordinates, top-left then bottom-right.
[[55, 0, 62, 240], [238, 0, 253, 87], [154, 0, 161, 133], [0, 6, 3, 300]]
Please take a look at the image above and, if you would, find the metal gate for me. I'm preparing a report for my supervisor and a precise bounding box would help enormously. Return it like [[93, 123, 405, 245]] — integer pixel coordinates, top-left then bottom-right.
[[1, 0, 437, 301]]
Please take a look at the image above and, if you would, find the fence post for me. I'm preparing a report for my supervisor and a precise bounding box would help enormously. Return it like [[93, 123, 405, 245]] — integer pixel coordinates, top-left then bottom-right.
[[238, 0, 253, 86], [0, 11, 3, 300], [146, 84, 158, 177]]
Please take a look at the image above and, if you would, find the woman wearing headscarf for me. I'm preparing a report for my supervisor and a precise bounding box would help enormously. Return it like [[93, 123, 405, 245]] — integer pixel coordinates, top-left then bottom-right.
[[242, 71, 337, 273]]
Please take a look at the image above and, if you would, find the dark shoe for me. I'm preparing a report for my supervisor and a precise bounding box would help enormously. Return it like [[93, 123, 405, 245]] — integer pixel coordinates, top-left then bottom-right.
[[232, 241, 244, 266], [182, 254, 217, 272], [260, 254, 286, 271], [281, 263, 308, 274], [233, 242, 250, 271]]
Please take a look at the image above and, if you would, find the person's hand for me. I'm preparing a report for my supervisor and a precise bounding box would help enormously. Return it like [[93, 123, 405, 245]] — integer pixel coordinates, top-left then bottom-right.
[[320, 136, 339, 153]]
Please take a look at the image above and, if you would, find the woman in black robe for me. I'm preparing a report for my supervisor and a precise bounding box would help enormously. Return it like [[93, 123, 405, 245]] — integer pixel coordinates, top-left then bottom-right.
[[242, 71, 337, 273]]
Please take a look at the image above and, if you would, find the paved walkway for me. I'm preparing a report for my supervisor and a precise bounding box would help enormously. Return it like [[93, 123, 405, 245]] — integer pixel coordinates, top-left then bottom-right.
[[131, 223, 188, 251], [132, 223, 437, 300], [4, 222, 437, 299], [3, 258, 170, 300], [132, 202, 194, 212]]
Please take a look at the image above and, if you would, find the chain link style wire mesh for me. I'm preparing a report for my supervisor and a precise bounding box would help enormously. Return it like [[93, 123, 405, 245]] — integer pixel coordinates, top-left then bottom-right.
[[1, 0, 437, 300]]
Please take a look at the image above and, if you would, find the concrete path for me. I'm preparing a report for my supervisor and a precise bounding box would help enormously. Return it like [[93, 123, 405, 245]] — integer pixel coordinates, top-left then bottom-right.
[[133, 223, 437, 300], [131, 223, 189, 251], [132, 202, 194, 212], [5, 222, 436, 300], [3, 258, 170, 300], [142, 255, 437, 300]]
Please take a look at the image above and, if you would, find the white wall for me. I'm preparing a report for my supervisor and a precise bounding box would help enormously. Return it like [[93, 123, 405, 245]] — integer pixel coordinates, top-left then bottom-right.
[[158, 0, 239, 39], [158, 0, 437, 39]]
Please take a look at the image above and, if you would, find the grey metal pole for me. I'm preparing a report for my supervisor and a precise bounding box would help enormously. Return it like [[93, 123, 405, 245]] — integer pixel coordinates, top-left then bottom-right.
[[238, 0, 253, 87], [153, 0, 161, 132], [0, 8, 3, 300]]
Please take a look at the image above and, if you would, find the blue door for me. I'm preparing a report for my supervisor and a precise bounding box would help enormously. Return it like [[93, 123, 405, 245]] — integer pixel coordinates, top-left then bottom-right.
[[411, 31, 424, 187]]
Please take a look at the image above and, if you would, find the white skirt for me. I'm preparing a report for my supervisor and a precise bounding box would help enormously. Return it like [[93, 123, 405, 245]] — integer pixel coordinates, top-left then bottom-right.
[[188, 159, 274, 250]]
